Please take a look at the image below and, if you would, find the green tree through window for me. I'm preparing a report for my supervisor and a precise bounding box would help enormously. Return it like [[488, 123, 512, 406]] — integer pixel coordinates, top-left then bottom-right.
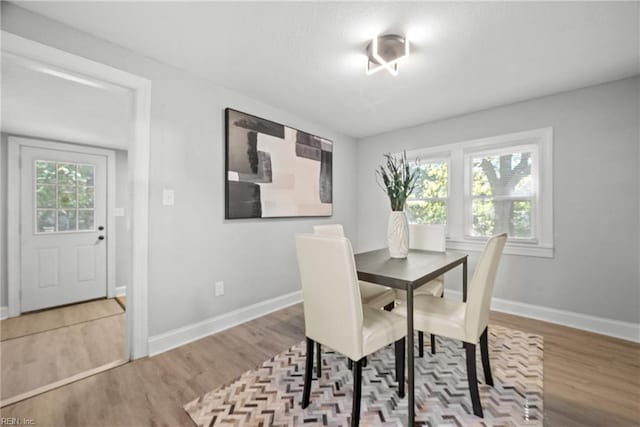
[[406, 160, 448, 224], [470, 151, 533, 238]]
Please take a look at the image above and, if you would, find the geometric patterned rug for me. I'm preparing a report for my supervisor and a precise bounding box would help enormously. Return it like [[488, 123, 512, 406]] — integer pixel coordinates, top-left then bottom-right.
[[184, 325, 543, 426]]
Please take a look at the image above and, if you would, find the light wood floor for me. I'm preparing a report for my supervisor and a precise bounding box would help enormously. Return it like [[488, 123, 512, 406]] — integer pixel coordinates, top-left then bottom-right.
[[1, 304, 638, 426], [1, 299, 124, 341], [490, 311, 640, 427], [1, 314, 126, 401]]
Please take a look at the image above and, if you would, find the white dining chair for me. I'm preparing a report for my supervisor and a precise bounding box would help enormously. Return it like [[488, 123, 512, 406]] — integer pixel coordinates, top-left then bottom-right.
[[395, 223, 447, 356], [296, 234, 407, 426], [394, 233, 507, 418], [313, 224, 396, 311], [313, 224, 397, 371]]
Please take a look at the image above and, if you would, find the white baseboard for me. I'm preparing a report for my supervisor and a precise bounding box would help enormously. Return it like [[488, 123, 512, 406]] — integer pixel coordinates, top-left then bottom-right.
[[446, 289, 640, 343], [0, 306, 7, 320], [148, 290, 303, 356], [115, 286, 126, 297]]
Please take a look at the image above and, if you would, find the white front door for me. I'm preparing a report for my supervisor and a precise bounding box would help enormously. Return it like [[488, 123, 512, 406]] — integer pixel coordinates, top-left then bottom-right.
[[20, 146, 108, 312]]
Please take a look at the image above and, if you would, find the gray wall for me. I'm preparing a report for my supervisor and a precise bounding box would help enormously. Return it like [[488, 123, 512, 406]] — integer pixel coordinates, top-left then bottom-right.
[[356, 77, 640, 324], [1, 4, 358, 335]]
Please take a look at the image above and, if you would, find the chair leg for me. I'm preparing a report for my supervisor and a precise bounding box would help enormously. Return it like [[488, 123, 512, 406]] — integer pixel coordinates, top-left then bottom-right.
[[363, 356, 367, 367], [302, 337, 314, 408], [480, 327, 494, 386], [430, 334, 437, 354], [383, 302, 395, 311], [464, 342, 483, 418], [316, 342, 322, 378], [351, 358, 363, 427], [418, 331, 424, 357], [394, 337, 405, 398]]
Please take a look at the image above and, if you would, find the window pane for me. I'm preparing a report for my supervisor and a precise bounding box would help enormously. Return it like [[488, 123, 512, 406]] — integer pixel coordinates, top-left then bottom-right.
[[58, 186, 77, 208], [78, 210, 95, 231], [57, 163, 77, 185], [471, 199, 532, 238], [37, 210, 57, 233], [471, 199, 495, 236], [407, 200, 447, 224], [77, 165, 94, 186], [472, 152, 532, 197], [57, 209, 77, 232], [78, 186, 94, 208], [36, 161, 57, 184], [410, 161, 448, 199], [36, 185, 56, 208], [511, 200, 532, 238]]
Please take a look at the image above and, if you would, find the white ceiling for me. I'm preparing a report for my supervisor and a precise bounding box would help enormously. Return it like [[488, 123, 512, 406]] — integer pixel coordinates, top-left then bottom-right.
[[1, 52, 134, 148], [14, 1, 640, 138]]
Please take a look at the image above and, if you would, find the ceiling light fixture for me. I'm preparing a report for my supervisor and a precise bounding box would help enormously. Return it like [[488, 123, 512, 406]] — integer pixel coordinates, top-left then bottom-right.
[[366, 34, 410, 76]]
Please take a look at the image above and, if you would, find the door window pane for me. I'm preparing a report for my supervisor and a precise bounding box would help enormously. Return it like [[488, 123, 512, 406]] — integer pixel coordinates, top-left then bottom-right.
[[57, 163, 77, 185], [36, 185, 56, 208], [77, 165, 94, 186], [34, 160, 98, 233], [36, 161, 57, 184], [78, 210, 95, 231], [77, 186, 94, 208], [58, 186, 77, 209], [37, 210, 57, 233], [57, 209, 77, 232]]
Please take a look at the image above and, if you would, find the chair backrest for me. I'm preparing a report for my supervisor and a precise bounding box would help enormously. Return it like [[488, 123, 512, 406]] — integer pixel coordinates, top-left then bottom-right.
[[464, 233, 507, 341], [313, 224, 345, 237], [409, 223, 446, 252], [295, 233, 363, 361]]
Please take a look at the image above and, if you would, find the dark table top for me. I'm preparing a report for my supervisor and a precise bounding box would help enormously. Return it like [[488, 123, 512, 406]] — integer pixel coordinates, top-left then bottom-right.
[[354, 248, 468, 290]]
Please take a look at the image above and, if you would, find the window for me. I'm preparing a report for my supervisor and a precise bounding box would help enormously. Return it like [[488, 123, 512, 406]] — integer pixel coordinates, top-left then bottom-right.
[[35, 160, 95, 233], [467, 146, 537, 241], [406, 128, 553, 258], [406, 159, 448, 224]]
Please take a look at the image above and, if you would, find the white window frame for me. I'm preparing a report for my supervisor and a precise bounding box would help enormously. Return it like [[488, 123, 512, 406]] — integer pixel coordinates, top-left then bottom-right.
[[406, 156, 451, 227], [405, 127, 553, 258], [463, 143, 539, 243], [34, 159, 97, 234]]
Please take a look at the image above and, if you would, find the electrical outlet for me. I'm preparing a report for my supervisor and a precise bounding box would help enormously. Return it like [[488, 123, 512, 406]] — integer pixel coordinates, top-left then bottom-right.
[[215, 281, 224, 296]]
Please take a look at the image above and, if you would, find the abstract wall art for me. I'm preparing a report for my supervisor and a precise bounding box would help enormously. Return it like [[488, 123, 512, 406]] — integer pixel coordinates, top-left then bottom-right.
[[225, 108, 333, 219]]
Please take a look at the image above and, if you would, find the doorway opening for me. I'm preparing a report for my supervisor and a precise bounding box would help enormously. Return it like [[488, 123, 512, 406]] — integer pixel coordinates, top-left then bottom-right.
[[0, 32, 150, 405]]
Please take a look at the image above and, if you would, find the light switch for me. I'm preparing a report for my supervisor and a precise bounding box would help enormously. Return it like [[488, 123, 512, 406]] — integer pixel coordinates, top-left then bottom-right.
[[162, 189, 175, 206]]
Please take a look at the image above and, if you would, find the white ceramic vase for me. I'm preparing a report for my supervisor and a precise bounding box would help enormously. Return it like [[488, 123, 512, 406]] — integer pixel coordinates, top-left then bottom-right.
[[387, 211, 409, 258]]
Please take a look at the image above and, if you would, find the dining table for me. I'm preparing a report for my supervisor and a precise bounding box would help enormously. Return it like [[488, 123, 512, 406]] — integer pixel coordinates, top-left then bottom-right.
[[354, 248, 469, 426]]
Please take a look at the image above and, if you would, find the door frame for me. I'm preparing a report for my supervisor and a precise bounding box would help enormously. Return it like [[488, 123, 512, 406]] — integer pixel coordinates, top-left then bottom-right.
[[2, 31, 151, 360], [8, 137, 117, 309]]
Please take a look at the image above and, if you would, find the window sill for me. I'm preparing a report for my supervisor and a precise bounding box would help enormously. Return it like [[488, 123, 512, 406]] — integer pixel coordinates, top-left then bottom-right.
[[446, 239, 554, 258]]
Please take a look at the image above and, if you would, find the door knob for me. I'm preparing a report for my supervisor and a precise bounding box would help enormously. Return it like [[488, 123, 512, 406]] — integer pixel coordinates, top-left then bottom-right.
[[98, 236, 105, 240], [98, 226, 104, 231]]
